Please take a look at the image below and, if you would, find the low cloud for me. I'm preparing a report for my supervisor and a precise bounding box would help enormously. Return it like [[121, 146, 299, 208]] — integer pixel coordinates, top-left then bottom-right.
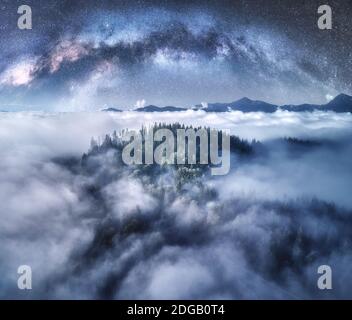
[[134, 99, 146, 109], [0, 110, 352, 299]]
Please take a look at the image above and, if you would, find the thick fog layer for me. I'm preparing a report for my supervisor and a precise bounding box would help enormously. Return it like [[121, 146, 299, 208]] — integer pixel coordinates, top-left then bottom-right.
[[0, 110, 351, 299]]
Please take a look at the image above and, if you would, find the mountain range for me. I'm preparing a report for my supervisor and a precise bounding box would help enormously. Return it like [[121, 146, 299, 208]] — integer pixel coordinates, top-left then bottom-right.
[[101, 93, 352, 113], [135, 105, 187, 112], [194, 97, 278, 113], [281, 94, 352, 113]]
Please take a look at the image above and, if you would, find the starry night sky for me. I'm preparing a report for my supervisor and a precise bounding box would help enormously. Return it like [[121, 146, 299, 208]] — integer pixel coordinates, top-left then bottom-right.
[[0, 0, 351, 110]]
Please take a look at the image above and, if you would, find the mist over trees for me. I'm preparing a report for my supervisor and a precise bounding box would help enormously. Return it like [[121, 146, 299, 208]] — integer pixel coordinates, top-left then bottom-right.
[[1, 113, 352, 299]]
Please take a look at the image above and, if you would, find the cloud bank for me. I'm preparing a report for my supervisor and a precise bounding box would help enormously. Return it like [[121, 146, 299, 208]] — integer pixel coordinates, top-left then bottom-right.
[[0, 110, 352, 299]]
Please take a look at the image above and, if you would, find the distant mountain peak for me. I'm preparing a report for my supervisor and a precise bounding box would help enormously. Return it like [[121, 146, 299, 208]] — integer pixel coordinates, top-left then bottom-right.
[[100, 93, 352, 114], [234, 97, 273, 105], [281, 93, 352, 113], [135, 105, 186, 112], [101, 107, 122, 112], [236, 97, 252, 103], [323, 93, 352, 112], [335, 93, 351, 98], [330, 93, 352, 103]]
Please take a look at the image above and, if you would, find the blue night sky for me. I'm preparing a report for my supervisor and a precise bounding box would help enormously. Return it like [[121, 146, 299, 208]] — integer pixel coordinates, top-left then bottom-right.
[[0, 0, 351, 111]]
